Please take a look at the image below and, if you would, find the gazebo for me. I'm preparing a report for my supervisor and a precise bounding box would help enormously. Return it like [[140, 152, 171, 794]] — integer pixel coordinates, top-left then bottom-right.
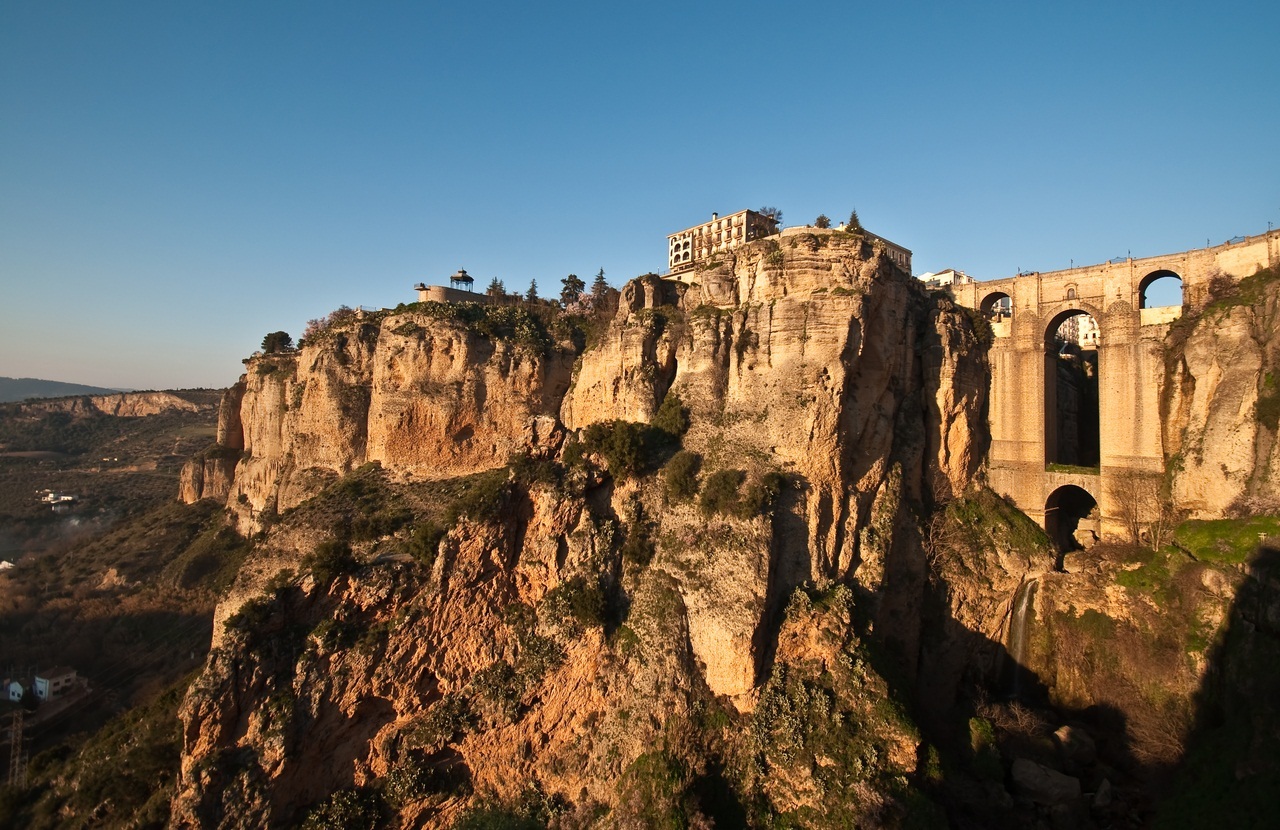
[[449, 269, 474, 292]]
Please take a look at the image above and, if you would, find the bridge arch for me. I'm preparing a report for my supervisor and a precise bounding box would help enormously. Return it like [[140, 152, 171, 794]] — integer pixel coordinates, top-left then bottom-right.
[[1043, 305, 1101, 468], [981, 290, 1012, 321], [1139, 269, 1183, 308], [1045, 484, 1099, 558], [1042, 303, 1104, 348]]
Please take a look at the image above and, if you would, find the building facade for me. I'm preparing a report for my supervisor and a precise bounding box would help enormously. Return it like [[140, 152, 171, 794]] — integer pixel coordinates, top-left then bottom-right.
[[863, 231, 913, 274], [34, 667, 76, 701], [667, 210, 779, 273], [917, 268, 975, 292]]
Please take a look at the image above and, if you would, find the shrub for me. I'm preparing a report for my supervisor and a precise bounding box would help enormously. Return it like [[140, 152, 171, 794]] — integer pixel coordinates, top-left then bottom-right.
[[302, 539, 357, 584], [543, 576, 606, 632], [738, 471, 786, 518], [224, 596, 275, 634], [653, 391, 690, 437], [699, 469, 746, 517], [383, 758, 470, 806], [301, 788, 382, 830], [582, 420, 650, 478], [815, 214, 831, 229], [301, 305, 358, 343], [471, 661, 522, 721], [403, 520, 445, 568], [622, 507, 657, 566], [663, 450, 701, 503], [411, 695, 474, 749], [446, 470, 510, 524]]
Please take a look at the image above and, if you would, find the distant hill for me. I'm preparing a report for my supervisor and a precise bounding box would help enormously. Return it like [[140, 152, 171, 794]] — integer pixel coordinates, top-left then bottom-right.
[[0, 376, 129, 403]]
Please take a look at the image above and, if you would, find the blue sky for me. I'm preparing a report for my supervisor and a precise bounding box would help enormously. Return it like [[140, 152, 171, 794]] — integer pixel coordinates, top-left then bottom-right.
[[2, 1, 1277, 389]]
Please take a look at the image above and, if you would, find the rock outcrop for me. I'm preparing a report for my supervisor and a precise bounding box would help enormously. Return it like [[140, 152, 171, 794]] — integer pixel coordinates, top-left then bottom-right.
[[15, 390, 207, 418], [1163, 268, 1280, 517], [173, 230, 995, 827], [186, 312, 575, 532]]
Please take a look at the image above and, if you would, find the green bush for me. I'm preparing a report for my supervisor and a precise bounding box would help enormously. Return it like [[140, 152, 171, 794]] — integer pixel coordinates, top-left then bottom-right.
[[409, 302, 554, 354], [403, 520, 445, 568], [301, 788, 383, 830], [582, 420, 651, 478], [737, 472, 786, 518], [412, 695, 474, 750], [471, 661, 521, 722], [622, 507, 657, 566], [543, 576, 606, 632], [653, 391, 690, 437], [224, 596, 275, 634], [302, 539, 357, 584], [446, 470, 510, 524], [699, 469, 746, 517], [663, 450, 701, 503]]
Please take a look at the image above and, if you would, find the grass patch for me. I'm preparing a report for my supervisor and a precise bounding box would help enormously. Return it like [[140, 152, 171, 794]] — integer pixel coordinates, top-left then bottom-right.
[[1174, 515, 1280, 565], [1045, 462, 1100, 475]]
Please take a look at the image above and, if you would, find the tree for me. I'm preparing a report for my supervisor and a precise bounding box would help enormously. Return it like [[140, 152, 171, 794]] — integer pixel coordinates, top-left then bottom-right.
[[758, 206, 783, 228], [486, 277, 505, 296], [1113, 468, 1177, 551], [302, 306, 356, 342], [560, 273, 586, 306], [525, 279, 538, 303], [591, 268, 608, 300], [815, 214, 831, 229], [847, 209, 863, 232], [261, 331, 293, 353]]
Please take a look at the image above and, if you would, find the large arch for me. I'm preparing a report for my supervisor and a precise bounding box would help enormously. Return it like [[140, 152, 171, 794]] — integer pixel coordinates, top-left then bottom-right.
[[1139, 269, 1184, 308], [1045, 484, 1099, 563], [1043, 307, 1100, 467]]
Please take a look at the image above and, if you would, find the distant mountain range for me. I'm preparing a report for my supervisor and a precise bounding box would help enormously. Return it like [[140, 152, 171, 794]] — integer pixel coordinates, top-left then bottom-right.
[[0, 376, 130, 403]]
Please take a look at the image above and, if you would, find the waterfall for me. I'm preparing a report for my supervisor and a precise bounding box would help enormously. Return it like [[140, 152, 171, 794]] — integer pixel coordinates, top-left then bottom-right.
[[1006, 578, 1038, 700]]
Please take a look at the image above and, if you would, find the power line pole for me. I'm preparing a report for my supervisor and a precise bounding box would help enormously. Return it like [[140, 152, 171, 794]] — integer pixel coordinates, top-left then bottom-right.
[[7, 709, 27, 788]]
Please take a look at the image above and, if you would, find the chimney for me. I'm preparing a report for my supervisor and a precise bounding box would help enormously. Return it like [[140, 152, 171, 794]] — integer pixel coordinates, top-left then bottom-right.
[[711, 212, 718, 221]]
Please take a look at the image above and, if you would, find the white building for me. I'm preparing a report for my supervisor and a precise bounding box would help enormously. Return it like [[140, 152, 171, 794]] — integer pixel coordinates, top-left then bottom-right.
[[667, 210, 779, 273], [34, 667, 77, 701], [917, 268, 975, 292]]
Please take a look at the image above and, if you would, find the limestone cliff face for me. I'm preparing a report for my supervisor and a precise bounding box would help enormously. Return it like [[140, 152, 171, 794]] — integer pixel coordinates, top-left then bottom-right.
[[189, 313, 575, 531], [16, 390, 206, 418], [173, 235, 994, 827], [563, 231, 988, 695], [1163, 272, 1280, 517]]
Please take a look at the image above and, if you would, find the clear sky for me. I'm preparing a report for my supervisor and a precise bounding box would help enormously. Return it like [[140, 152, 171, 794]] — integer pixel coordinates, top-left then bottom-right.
[[2, 1, 1277, 390]]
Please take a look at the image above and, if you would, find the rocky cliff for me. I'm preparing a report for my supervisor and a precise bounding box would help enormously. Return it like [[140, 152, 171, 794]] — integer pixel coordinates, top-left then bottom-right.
[[1162, 267, 1280, 517], [171, 231, 1003, 827], [181, 309, 576, 532], [15, 390, 208, 418]]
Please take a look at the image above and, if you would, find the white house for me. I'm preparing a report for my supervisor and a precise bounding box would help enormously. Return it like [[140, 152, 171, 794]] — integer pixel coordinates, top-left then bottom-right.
[[5, 679, 24, 702], [34, 667, 77, 701]]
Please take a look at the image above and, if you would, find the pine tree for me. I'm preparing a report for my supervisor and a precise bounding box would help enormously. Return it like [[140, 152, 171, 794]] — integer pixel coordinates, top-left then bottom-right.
[[560, 273, 586, 306], [847, 209, 862, 232], [591, 268, 608, 299], [525, 279, 538, 303], [487, 276, 505, 296]]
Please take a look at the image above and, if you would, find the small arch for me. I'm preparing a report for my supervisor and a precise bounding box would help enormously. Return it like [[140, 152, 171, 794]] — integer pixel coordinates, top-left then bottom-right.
[[1065, 284, 1077, 300], [981, 291, 1013, 322], [1045, 485, 1099, 561], [1139, 269, 1183, 308]]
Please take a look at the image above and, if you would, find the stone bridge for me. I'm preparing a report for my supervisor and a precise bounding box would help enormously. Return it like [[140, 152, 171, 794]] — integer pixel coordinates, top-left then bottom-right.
[[952, 230, 1280, 548]]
